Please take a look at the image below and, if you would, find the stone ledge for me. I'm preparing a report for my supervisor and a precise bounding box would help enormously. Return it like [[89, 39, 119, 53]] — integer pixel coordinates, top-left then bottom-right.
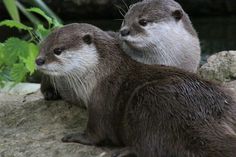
[[198, 51, 236, 82], [0, 92, 111, 157]]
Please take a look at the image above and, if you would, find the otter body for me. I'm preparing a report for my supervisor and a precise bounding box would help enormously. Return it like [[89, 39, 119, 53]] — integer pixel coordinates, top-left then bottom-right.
[[37, 23, 236, 157], [119, 0, 201, 72]]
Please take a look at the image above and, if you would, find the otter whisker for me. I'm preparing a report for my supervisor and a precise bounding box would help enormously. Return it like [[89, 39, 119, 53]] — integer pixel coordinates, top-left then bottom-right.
[[120, 0, 129, 11], [114, 4, 126, 17], [114, 19, 124, 21], [73, 72, 90, 103], [47, 67, 59, 93]]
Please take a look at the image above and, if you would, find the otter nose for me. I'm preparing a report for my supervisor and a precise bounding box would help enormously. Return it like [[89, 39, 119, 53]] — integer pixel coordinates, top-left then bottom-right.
[[35, 58, 45, 66], [120, 29, 130, 37]]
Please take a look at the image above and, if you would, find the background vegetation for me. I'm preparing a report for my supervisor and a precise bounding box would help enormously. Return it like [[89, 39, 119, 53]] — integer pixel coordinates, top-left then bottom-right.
[[0, 0, 62, 86]]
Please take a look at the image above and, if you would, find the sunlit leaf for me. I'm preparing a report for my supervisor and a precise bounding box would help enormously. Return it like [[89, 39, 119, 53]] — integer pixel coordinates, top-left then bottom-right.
[[10, 63, 28, 82], [3, 0, 20, 22], [52, 19, 63, 28], [3, 38, 29, 65], [0, 20, 33, 31], [0, 43, 4, 65], [35, 24, 51, 40], [22, 43, 39, 74], [27, 7, 53, 25]]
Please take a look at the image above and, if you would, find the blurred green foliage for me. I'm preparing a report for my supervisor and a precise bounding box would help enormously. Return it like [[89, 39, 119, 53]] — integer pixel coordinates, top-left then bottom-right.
[[0, 0, 63, 86]]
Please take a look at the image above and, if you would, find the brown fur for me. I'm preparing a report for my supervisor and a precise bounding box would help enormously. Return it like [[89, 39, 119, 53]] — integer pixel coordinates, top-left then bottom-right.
[[38, 23, 236, 157], [124, 0, 197, 36]]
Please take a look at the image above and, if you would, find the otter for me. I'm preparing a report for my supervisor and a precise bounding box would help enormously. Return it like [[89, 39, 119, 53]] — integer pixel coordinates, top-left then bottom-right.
[[118, 0, 201, 73], [36, 23, 236, 157]]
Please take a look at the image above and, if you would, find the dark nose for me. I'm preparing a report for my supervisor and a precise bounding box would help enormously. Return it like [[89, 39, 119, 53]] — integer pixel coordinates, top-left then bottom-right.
[[35, 58, 45, 66], [120, 29, 130, 37]]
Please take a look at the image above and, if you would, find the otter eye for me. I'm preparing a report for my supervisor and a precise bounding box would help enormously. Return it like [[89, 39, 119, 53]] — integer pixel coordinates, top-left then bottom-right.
[[53, 48, 64, 55], [83, 34, 92, 45], [139, 19, 148, 26], [172, 10, 183, 20]]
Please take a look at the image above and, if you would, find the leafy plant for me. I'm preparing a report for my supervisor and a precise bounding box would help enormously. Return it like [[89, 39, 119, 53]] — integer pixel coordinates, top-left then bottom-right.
[[0, 6, 63, 86], [3, 0, 62, 26], [3, 0, 20, 22]]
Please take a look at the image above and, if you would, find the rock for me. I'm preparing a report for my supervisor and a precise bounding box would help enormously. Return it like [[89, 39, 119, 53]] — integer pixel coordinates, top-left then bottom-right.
[[0, 91, 112, 157], [0, 82, 40, 95], [198, 51, 236, 82]]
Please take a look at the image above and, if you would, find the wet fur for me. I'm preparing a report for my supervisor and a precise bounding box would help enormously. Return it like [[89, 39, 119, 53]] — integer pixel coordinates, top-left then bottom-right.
[[38, 23, 236, 157]]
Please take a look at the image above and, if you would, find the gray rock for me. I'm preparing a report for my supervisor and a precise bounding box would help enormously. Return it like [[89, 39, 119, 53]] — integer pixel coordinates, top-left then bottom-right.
[[0, 82, 40, 95], [0, 92, 112, 157], [198, 51, 236, 82]]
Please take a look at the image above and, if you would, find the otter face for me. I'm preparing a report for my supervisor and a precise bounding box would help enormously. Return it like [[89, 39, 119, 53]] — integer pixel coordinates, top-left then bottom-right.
[[120, 0, 184, 51], [36, 24, 99, 76]]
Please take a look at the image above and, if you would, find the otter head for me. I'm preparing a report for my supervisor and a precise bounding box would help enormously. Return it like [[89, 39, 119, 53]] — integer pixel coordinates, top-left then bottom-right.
[[36, 23, 99, 77], [120, 0, 189, 52]]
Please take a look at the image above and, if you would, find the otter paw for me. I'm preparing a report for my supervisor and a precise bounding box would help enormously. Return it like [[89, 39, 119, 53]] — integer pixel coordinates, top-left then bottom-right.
[[61, 132, 95, 145], [111, 148, 137, 157], [43, 90, 61, 100]]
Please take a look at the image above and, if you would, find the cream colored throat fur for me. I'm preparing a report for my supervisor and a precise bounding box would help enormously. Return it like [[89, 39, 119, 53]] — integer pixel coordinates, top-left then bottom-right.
[[122, 21, 200, 72], [45, 44, 99, 105]]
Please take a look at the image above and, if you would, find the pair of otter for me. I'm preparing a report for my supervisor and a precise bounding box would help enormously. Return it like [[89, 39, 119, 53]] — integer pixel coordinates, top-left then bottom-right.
[[36, 0, 236, 157]]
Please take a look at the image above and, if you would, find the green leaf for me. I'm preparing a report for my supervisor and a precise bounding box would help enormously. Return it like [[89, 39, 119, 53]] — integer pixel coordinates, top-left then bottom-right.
[[52, 19, 63, 28], [1, 39, 18, 66], [3, 0, 20, 22], [0, 37, 39, 84], [35, 24, 51, 40], [3, 38, 29, 66], [22, 43, 39, 74], [10, 63, 27, 82], [0, 20, 33, 31], [0, 43, 4, 65], [16, 1, 41, 26], [29, 0, 63, 24], [27, 7, 53, 25]]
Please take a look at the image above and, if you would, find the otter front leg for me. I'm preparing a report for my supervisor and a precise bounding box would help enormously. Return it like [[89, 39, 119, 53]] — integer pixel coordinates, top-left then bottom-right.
[[62, 111, 108, 146], [112, 147, 137, 157], [61, 131, 98, 145], [41, 75, 61, 100]]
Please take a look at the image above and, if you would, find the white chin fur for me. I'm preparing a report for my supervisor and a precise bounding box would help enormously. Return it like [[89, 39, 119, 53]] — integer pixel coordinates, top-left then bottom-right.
[[40, 44, 99, 77], [40, 44, 99, 105], [121, 35, 146, 49]]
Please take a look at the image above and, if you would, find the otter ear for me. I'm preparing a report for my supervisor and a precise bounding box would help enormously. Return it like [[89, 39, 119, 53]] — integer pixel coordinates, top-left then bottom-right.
[[172, 9, 183, 21], [82, 34, 93, 45]]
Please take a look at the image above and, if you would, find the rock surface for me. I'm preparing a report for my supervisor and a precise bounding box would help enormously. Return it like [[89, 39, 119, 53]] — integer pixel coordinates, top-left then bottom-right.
[[0, 91, 112, 157], [199, 51, 236, 82], [0, 82, 40, 95]]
